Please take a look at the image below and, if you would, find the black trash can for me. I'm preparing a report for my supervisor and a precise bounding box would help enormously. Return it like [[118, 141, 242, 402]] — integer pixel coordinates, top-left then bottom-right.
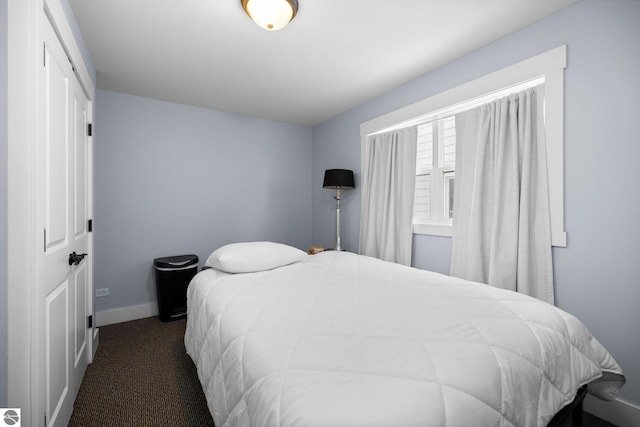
[[153, 254, 198, 322]]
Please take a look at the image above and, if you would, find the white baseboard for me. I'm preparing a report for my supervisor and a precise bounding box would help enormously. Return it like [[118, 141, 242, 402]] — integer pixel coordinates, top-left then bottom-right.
[[585, 394, 640, 426], [96, 303, 158, 327], [91, 328, 99, 360]]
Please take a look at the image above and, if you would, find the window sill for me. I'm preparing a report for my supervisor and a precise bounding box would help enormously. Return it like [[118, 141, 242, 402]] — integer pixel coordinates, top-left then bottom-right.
[[414, 223, 567, 246], [413, 223, 452, 237]]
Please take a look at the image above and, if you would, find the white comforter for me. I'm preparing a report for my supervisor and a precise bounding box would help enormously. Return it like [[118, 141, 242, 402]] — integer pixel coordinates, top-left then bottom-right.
[[185, 251, 623, 427]]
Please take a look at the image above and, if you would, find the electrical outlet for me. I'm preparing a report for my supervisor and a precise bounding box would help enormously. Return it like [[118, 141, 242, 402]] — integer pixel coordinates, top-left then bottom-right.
[[95, 288, 109, 297]]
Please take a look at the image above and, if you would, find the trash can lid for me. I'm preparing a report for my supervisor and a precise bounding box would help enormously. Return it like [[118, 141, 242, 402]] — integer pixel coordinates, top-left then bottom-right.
[[154, 254, 199, 269]]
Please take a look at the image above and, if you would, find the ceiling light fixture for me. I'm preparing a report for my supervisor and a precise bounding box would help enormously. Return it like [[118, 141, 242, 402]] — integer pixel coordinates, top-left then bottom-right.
[[241, 0, 298, 31]]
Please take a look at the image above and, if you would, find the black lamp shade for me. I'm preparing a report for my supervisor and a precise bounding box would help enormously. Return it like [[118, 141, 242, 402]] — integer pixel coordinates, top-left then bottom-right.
[[323, 169, 355, 189]]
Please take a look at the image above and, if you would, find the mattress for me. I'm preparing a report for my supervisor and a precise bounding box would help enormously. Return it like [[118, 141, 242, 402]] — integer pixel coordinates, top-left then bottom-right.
[[185, 251, 623, 427]]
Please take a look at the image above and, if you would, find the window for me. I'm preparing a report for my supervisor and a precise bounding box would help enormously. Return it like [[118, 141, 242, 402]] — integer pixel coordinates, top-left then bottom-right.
[[413, 116, 456, 227], [411, 79, 541, 236], [360, 45, 567, 246]]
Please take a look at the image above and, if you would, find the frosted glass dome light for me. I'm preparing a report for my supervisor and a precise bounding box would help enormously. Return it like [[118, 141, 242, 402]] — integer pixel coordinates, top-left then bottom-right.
[[241, 0, 299, 31]]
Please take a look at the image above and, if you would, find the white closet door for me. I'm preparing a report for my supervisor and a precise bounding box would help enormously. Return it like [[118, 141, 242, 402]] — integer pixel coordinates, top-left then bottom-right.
[[37, 19, 90, 427]]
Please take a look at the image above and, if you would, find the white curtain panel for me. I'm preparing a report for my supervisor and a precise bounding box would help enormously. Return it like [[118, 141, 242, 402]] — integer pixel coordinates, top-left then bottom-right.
[[359, 127, 417, 265], [450, 86, 554, 303]]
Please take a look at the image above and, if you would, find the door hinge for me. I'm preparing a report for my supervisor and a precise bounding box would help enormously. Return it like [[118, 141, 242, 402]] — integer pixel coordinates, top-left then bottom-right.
[[88, 219, 93, 232], [44, 229, 46, 252], [88, 315, 93, 328], [44, 411, 47, 426], [87, 123, 93, 136], [43, 42, 46, 67]]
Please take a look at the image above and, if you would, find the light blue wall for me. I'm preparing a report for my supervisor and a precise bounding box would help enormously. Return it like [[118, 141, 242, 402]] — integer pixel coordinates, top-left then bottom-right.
[[0, 0, 7, 408], [95, 90, 312, 313], [312, 0, 640, 405]]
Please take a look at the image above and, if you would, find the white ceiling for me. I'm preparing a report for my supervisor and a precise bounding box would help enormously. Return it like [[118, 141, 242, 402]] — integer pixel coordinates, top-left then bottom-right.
[[69, 0, 578, 127]]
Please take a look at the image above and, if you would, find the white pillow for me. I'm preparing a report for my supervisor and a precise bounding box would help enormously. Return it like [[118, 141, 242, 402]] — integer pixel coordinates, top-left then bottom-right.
[[205, 241, 307, 273]]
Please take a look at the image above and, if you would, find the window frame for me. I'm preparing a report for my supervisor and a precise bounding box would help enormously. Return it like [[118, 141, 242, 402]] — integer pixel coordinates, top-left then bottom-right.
[[360, 45, 567, 246], [413, 118, 456, 234]]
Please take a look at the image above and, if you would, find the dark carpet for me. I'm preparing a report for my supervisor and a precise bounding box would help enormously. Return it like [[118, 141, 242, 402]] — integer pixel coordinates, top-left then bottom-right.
[[69, 317, 214, 426], [69, 316, 616, 427]]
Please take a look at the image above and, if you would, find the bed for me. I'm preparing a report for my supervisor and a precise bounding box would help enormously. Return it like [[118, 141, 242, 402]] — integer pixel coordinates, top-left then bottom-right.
[[185, 242, 624, 427]]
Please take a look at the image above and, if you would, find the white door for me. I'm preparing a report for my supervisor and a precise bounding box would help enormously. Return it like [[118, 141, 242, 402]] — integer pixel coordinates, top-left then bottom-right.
[[37, 19, 91, 427]]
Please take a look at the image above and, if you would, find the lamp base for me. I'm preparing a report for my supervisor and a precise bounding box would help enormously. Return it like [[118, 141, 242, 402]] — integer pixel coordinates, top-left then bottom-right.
[[335, 196, 342, 252]]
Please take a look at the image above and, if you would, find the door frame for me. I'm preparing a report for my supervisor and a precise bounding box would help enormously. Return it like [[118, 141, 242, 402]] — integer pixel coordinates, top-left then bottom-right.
[[7, 0, 95, 424]]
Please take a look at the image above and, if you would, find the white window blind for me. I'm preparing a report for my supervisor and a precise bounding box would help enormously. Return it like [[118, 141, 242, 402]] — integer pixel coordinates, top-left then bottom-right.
[[441, 116, 456, 167], [416, 123, 433, 172], [413, 174, 431, 221]]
